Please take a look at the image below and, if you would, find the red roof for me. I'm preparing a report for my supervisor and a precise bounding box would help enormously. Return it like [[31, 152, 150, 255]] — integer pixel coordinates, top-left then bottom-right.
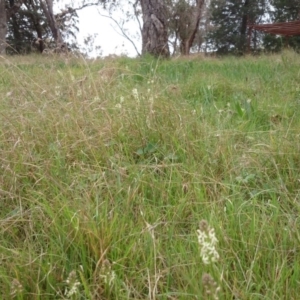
[[249, 20, 300, 36]]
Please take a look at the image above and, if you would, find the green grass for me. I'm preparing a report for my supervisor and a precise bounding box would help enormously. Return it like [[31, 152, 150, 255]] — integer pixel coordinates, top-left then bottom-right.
[[1, 51, 300, 299]]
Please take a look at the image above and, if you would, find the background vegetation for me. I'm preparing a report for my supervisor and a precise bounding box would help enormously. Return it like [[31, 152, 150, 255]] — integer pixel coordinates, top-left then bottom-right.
[[1, 51, 300, 299], [208, 0, 300, 54], [2, 0, 300, 57]]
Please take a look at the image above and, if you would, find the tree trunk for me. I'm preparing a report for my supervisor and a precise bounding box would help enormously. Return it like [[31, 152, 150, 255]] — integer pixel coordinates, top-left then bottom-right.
[[140, 0, 170, 58], [28, 2, 46, 53], [11, 14, 23, 53], [178, 0, 205, 55], [40, 0, 64, 47], [0, 0, 7, 54], [239, 0, 249, 53]]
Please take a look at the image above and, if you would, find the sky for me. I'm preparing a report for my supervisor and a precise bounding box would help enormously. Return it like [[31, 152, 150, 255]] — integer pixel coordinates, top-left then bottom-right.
[[55, 1, 141, 57]]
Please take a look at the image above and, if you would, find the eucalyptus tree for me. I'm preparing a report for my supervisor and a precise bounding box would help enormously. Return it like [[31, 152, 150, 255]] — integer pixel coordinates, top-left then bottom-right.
[[1, 0, 210, 57], [169, 0, 206, 55], [140, 0, 170, 57], [0, 0, 110, 54], [107, 0, 208, 57]]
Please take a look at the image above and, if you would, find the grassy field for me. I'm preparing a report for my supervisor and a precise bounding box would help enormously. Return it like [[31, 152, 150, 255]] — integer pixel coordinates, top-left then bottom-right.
[[1, 51, 300, 299]]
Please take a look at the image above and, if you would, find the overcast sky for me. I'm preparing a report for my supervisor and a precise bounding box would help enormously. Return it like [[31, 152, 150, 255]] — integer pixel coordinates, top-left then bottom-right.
[[55, 1, 141, 57]]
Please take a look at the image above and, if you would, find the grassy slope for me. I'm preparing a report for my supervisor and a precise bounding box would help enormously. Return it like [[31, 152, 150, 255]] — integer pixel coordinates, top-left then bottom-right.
[[0, 52, 300, 299]]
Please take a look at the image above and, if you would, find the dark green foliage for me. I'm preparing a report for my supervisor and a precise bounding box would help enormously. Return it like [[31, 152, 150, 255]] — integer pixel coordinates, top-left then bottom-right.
[[208, 0, 300, 54], [5, 0, 79, 55], [265, 0, 300, 52], [6, 0, 49, 54], [270, 0, 300, 21], [207, 0, 267, 54]]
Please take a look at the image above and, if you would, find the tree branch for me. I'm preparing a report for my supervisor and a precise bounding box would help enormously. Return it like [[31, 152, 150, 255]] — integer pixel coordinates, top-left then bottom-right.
[[62, 1, 114, 14], [98, 12, 141, 56], [133, 0, 142, 34]]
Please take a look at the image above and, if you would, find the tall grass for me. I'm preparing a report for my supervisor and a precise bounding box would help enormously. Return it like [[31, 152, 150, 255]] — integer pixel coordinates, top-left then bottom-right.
[[1, 51, 300, 299]]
